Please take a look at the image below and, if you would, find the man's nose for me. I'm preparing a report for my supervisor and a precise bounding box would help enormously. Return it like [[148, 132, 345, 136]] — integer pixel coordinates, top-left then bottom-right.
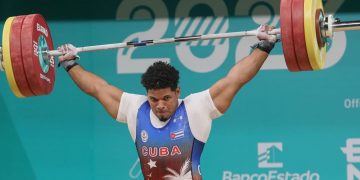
[[157, 101, 166, 110]]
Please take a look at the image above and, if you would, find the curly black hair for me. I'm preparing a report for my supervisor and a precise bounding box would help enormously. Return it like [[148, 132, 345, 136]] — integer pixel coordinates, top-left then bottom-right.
[[141, 61, 179, 91]]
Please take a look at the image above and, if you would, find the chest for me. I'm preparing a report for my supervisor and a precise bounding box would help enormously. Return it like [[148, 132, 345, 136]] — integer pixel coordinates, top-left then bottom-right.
[[135, 103, 195, 157]]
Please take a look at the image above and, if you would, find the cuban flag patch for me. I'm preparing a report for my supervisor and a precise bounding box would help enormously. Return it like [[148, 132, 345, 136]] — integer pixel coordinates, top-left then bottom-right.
[[170, 129, 184, 140]]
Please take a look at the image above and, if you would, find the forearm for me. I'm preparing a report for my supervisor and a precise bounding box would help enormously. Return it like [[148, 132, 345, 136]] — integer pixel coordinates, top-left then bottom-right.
[[227, 49, 268, 88], [210, 49, 268, 113], [209, 25, 276, 113], [57, 44, 123, 118], [67, 65, 108, 96], [221, 48, 269, 99]]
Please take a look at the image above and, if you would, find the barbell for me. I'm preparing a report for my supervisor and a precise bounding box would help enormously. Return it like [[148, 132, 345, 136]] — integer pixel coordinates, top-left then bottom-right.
[[1, 0, 360, 98]]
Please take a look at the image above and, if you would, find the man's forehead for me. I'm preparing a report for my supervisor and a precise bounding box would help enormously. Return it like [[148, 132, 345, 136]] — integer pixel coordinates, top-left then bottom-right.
[[147, 91, 173, 97], [147, 88, 175, 97]]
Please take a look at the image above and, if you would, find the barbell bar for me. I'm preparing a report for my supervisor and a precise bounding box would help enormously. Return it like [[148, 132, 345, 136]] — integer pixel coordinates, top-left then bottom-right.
[[41, 17, 360, 57], [44, 29, 281, 56], [0, 0, 360, 98]]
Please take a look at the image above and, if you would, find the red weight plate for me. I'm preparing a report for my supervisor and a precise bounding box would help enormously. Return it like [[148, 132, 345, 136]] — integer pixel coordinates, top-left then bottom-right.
[[21, 14, 56, 96], [280, 0, 301, 72], [292, 0, 313, 71], [10, 15, 35, 97]]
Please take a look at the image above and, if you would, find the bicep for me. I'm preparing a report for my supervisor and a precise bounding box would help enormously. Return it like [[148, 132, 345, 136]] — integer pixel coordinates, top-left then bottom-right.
[[209, 77, 244, 114]]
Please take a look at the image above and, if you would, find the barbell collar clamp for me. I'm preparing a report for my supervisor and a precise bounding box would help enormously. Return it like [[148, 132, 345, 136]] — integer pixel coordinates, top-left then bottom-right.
[[322, 15, 360, 39], [322, 14, 335, 38]]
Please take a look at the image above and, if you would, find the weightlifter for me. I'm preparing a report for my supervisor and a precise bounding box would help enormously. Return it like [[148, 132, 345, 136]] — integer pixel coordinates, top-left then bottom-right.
[[57, 25, 277, 179]]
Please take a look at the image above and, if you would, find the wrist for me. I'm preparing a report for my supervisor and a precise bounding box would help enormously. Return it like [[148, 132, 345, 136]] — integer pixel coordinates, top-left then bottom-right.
[[60, 60, 79, 72], [251, 40, 275, 54]]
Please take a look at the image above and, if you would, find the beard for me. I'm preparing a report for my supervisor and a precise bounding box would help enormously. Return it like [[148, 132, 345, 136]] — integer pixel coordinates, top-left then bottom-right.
[[159, 116, 169, 122], [155, 111, 171, 122]]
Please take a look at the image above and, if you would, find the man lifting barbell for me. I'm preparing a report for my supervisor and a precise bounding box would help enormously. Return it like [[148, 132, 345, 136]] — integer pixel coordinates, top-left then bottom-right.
[[56, 24, 277, 180], [2, 0, 359, 98], [2, 2, 360, 98], [1, 0, 360, 178]]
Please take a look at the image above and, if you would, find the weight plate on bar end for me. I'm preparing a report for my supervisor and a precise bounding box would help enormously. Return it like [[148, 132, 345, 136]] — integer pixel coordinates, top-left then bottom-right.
[[10, 15, 35, 97], [304, 0, 326, 70], [21, 14, 55, 96], [2, 17, 24, 97], [292, 0, 313, 71], [280, 0, 301, 72]]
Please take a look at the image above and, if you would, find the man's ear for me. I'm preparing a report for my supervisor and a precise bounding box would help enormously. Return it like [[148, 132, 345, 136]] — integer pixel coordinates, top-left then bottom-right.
[[176, 87, 180, 97]]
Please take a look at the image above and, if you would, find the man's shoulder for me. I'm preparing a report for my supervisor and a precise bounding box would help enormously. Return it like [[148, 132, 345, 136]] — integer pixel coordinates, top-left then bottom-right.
[[122, 92, 148, 106], [183, 89, 210, 102]]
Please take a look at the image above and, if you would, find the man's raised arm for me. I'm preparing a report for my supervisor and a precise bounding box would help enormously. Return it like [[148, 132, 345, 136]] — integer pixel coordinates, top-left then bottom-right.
[[58, 44, 123, 119], [209, 25, 277, 113]]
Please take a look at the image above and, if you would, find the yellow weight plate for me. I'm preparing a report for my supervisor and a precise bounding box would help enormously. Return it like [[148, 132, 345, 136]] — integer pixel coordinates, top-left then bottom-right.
[[2, 17, 24, 97], [304, 0, 326, 70]]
